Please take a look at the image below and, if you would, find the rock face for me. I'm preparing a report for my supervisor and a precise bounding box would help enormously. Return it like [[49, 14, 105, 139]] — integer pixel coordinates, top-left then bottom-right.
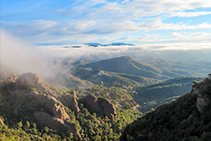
[[34, 112, 75, 134], [58, 93, 80, 113], [196, 94, 210, 112], [83, 95, 116, 120], [15, 72, 58, 97], [191, 79, 211, 112], [98, 98, 116, 120], [7, 73, 79, 136], [17, 73, 42, 87], [29, 95, 70, 121]]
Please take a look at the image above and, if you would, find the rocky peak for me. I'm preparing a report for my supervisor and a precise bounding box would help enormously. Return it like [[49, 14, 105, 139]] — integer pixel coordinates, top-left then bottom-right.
[[11, 73, 59, 97], [17, 73, 43, 88], [5, 72, 80, 137]]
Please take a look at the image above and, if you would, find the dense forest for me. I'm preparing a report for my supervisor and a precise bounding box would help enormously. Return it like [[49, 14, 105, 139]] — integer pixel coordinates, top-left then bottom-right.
[[121, 76, 211, 141], [134, 77, 202, 112]]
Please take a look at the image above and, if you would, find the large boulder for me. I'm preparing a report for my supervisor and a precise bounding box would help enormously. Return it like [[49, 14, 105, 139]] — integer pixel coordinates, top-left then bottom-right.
[[83, 95, 116, 120], [84, 95, 102, 115], [196, 94, 210, 112], [98, 98, 116, 120], [58, 94, 80, 113]]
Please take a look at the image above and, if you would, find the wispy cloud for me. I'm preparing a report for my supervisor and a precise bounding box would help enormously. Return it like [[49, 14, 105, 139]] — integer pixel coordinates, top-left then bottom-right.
[[142, 20, 211, 31], [1, 0, 211, 44], [169, 11, 211, 17], [169, 32, 211, 42]]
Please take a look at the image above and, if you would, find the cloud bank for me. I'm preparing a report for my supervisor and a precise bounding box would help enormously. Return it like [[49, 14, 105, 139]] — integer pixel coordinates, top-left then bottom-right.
[[0, 29, 62, 79]]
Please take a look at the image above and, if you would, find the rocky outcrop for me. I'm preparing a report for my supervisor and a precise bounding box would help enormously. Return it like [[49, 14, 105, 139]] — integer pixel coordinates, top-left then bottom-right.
[[12, 91, 73, 133], [191, 79, 211, 112], [58, 93, 80, 113], [84, 95, 102, 113], [83, 95, 116, 120], [196, 94, 210, 112], [34, 112, 75, 134], [7, 73, 79, 136], [17, 73, 42, 88], [98, 98, 116, 120], [15, 73, 57, 96]]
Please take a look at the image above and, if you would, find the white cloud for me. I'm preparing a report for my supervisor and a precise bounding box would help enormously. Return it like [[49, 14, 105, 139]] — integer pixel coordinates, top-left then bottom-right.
[[142, 20, 211, 31], [1, 0, 211, 44], [169, 11, 211, 17], [169, 32, 211, 42]]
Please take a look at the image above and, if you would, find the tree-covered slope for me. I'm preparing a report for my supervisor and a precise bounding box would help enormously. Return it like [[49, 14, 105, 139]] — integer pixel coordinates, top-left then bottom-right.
[[134, 77, 202, 112], [121, 77, 211, 141], [72, 67, 142, 87]]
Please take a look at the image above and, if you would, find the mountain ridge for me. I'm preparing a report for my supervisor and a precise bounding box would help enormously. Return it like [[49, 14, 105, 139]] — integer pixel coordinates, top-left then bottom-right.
[[82, 56, 168, 80], [121, 76, 211, 141]]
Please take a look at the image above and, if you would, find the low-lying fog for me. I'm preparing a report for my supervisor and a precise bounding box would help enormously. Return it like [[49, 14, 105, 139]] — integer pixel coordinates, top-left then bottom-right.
[[1, 29, 211, 80]]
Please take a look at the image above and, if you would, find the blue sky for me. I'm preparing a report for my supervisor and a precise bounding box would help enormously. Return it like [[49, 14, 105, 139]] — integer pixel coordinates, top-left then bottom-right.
[[1, 0, 211, 45]]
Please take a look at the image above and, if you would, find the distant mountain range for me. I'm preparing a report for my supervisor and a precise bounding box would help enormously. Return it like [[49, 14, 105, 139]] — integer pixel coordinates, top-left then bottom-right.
[[85, 42, 135, 47]]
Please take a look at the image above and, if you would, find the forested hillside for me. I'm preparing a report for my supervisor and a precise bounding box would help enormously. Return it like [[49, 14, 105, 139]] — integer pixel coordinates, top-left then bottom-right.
[[82, 56, 168, 79], [0, 73, 141, 140], [134, 77, 202, 112], [121, 76, 211, 141]]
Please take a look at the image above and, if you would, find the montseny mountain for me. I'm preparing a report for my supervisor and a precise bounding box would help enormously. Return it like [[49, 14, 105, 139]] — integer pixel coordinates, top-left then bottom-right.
[[85, 42, 134, 47], [121, 76, 211, 141]]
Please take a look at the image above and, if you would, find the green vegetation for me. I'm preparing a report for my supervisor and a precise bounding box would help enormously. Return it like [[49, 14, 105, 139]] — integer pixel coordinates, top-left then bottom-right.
[[0, 107, 141, 141], [81, 85, 138, 109], [73, 107, 141, 140], [73, 67, 141, 87], [121, 77, 211, 141], [0, 121, 64, 141], [0, 77, 141, 140], [134, 77, 202, 112]]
